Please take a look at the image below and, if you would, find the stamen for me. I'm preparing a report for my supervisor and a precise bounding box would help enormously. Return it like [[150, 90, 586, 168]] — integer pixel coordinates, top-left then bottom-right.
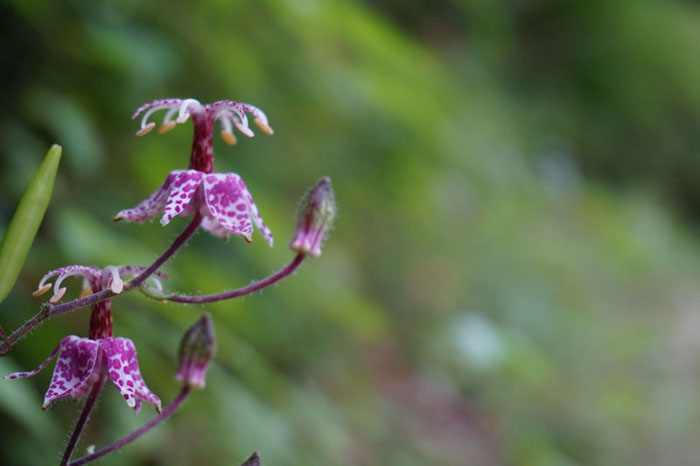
[[221, 130, 237, 145], [244, 236, 253, 244], [136, 122, 156, 137], [139, 104, 172, 132], [240, 103, 272, 135], [254, 118, 274, 135], [32, 284, 52, 297], [159, 121, 177, 134], [37, 266, 101, 299], [79, 287, 93, 298], [50, 287, 67, 304]]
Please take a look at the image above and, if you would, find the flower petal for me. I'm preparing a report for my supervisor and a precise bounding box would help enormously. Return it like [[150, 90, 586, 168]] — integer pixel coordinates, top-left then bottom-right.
[[200, 215, 231, 240], [101, 338, 161, 413], [5, 336, 101, 408], [114, 172, 179, 222], [202, 174, 273, 246], [44, 337, 101, 407], [243, 182, 274, 247], [4, 337, 67, 380], [160, 170, 203, 226]]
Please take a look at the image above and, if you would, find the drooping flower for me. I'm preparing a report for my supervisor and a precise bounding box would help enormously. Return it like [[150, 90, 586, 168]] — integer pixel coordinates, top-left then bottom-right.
[[115, 98, 275, 245], [4, 335, 161, 413], [176, 313, 215, 389], [290, 177, 336, 257], [131, 98, 273, 173], [113, 170, 273, 245]]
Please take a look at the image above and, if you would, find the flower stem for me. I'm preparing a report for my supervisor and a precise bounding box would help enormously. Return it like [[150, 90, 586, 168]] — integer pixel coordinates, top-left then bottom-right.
[[0, 214, 203, 355], [68, 386, 191, 466], [126, 212, 202, 291], [146, 253, 305, 304], [60, 375, 107, 466]]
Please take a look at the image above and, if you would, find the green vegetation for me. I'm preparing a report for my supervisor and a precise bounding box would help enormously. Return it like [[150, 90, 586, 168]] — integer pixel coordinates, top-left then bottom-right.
[[1, 1, 700, 464]]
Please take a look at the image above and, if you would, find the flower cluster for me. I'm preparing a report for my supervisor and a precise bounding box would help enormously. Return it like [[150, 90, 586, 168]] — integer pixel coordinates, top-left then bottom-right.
[[4, 96, 335, 465]]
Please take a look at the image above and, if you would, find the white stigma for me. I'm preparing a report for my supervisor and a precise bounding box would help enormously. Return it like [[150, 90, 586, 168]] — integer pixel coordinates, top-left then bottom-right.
[[103, 266, 124, 294], [177, 99, 202, 124]]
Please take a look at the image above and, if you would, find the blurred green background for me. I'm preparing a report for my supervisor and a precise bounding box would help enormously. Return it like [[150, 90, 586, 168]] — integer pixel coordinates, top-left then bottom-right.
[[1, 0, 700, 465]]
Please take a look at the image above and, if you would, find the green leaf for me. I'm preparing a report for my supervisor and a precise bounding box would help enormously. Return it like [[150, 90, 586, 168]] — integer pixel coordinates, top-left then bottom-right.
[[0, 144, 62, 305]]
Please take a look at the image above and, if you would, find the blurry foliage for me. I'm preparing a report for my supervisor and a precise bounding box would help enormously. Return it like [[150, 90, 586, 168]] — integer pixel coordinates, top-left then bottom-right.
[[1, 0, 700, 465]]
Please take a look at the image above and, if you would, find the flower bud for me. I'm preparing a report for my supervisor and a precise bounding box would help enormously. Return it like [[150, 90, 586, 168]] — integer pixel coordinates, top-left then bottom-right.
[[289, 177, 336, 258], [176, 313, 215, 389]]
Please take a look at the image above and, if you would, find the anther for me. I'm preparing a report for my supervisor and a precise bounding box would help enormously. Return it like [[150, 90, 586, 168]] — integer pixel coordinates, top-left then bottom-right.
[[33, 284, 52, 297], [159, 121, 177, 134], [136, 122, 156, 137], [221, 130, 237, 146], [254, 118, 274, 135]]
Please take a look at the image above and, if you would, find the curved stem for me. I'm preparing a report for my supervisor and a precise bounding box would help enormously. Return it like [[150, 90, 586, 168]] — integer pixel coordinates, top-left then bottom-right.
[[125, 212, 202, 291], [147, 253, 305, 304], [60, 375, 107, 466], [0, 214, 202, 355], [68, 386, 191, 466]]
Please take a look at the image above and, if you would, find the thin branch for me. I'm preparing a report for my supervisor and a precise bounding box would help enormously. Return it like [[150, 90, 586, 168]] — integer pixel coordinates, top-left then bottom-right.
[[143, 253, 306, 304], [0, 214, 202, 355], [68, 386, 191, 466], [60, 375, 107, 466]]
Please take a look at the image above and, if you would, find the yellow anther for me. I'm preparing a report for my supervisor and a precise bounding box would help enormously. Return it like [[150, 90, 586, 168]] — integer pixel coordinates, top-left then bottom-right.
[[243, 236, 253, 244], [32, 284, 52, 297], [254, 118, 274, 135], [79, 287, 93, 298], [158, 121, 177, 134], [112, 216, 123, 222], [221, 130, 237, 146], [136, 122, 156, 137]]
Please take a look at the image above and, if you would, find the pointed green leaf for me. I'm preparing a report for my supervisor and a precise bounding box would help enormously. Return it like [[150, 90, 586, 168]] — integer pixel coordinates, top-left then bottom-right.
[[0, 144, 62, 305]]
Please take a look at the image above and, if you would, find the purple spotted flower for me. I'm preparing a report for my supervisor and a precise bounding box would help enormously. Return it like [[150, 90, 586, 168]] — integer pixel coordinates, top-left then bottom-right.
[[113, 98, 274, 245], [4, 336, 161, 413], [113, 170, 273, 245]]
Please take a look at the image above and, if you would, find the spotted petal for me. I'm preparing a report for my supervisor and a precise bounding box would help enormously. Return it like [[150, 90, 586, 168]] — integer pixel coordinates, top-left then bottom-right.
[[4, 336, 100, 409], [100, 338, 161, 413], [114, 172, 179, 222], [200, 215, 232, 240], [160, 170, 203, 226], [202, 173, 273, 246]]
